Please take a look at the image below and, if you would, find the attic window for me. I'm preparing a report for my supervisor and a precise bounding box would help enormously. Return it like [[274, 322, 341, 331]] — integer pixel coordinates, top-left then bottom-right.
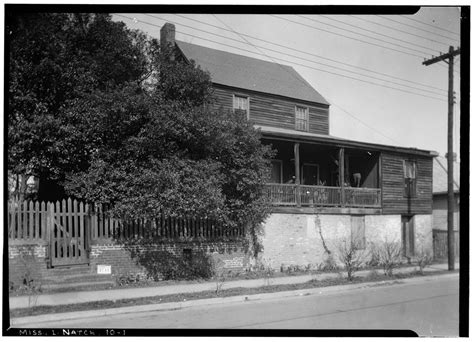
[[233, 95, 249, 119], [295, 106, 309, 131]]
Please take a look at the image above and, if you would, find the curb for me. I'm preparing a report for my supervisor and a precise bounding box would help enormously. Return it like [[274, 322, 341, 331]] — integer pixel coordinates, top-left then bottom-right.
[[10, 272, 458, 327], [9, 264, 452, 309]]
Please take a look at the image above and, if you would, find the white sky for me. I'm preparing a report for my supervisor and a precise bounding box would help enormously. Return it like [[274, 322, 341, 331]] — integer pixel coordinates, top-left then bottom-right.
[[112, 7, 461, 159]]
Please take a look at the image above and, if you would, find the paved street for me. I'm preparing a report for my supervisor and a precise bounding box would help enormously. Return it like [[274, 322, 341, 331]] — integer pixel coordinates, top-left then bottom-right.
[[19, 275, 458, 336]]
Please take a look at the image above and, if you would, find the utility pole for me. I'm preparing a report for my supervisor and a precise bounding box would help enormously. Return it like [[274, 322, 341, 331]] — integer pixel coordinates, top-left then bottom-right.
[[423, 46, 460, 271]]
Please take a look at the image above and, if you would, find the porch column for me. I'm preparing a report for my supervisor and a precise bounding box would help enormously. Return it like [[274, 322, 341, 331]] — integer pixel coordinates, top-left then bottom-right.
[[294, 142, 301, 207], [339, 147, 345, 206]]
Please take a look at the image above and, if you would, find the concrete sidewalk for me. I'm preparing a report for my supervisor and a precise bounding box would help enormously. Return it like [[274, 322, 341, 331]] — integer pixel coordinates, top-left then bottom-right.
[[11, 272, 459, 328], [9, 262, 458, 310]]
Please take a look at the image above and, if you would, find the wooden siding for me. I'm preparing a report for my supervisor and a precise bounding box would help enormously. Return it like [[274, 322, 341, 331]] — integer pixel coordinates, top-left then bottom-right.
[[212, 85, 329, 135], [381, 153, 433, 215]]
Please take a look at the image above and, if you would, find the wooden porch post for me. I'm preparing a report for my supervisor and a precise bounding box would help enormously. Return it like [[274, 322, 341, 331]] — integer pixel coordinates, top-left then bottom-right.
[[339, 148, 345, 206], [294, 142, 301, 207]]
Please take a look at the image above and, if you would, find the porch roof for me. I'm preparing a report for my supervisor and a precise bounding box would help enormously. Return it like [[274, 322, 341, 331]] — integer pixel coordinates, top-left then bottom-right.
[[256, 125, 438, 158]]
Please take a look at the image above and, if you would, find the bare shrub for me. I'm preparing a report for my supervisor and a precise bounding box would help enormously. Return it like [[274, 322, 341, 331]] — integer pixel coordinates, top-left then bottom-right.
[[413, 231, 433, 274], [336, 239, 368, 281], [378, 240, 402, 277], [413, 248, 433, 274], [211, 254, 227, 296], [18, 246, 43, 307]]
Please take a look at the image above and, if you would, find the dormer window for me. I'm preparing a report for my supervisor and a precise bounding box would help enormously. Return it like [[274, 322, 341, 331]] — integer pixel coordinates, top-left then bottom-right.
[[233, 95, 249, 118], [295, 106, 309, 131]]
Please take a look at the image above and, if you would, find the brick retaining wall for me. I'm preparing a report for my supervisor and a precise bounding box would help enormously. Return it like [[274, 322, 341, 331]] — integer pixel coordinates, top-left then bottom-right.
[[8, 239, 249, 286]]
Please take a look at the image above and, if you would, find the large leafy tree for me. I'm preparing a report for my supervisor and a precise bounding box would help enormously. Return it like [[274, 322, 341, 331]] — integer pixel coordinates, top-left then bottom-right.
[[8, 12, 274, 253], [65, 56, 274, 247], [7, 12, 154, 200]]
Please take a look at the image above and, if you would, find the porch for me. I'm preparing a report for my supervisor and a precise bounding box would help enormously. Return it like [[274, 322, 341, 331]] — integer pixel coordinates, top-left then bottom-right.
[[265, 183, 381, 208], [263, 137, 382, 209]]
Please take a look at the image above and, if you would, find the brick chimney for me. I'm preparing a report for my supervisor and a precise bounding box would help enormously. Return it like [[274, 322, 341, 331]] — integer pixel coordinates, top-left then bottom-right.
[[160, 23, 176, 57]]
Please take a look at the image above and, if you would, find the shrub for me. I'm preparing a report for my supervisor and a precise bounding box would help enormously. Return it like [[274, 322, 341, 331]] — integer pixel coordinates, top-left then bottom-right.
[[378, 240, 402, 277], [210, 253, 227, 296], [137, 249, 214, 281], [337, 240, 368, 281], [414, 249, 433, 274]]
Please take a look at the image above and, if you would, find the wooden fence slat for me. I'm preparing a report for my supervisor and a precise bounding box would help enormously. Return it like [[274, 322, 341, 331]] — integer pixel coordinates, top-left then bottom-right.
[[34, 201, 40, 239], [28, 200, 34, 240], [98, 204, 103, 238], [48, 202, 55, 260], [73, 199, 78, 258], [10, 202, 16, 239], [85, 203, 89, 248], [104, 205, 110, 239], [19, 200, 26, 239], [68, 198, 73, 255], [17, 201, 21, 239], [61, 199, 67, 258], [79, 201, 84, 258]]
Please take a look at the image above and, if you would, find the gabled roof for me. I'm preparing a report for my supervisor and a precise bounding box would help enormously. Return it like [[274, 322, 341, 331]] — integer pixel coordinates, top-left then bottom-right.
[[433, 157, 460, 194], [176, 40, 330, 106]]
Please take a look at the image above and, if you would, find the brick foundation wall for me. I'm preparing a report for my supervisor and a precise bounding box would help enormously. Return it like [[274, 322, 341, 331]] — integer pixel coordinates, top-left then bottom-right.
[[89, 241, 249, 278], [8, 239, 248, 285], [8, 243, 49, 285], [260, 213, 434, 269]]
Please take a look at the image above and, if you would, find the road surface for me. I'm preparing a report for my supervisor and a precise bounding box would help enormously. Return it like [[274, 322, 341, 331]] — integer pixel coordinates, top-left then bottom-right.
[[17, 275, 459, 336]]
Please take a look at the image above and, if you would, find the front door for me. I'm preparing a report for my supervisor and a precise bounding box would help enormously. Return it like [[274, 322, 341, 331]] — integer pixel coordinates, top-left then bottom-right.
[[302, 163, 319, 185], [401, 215, 415, 258], [270, 160, 283, 183]]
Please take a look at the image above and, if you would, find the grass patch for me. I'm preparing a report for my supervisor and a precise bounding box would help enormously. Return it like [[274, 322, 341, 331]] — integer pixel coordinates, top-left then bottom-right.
[[10, 269, 457, 319]]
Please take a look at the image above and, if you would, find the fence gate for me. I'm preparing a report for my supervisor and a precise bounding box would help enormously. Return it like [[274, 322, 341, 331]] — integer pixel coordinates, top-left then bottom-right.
[[49, 199, 89, 267]]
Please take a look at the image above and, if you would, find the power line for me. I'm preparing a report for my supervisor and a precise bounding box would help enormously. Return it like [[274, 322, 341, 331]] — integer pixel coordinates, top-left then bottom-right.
[[401, 15, 460, 36], [376, 15, 460, 43], [144, 14, 445, 97], [302, 15, 441, 54], [350, 15, 458, 47], [116, 14, 446, 102], [117, 14, 441, 150], [270, 15, 426, 59], [196, 15, 445, 147], [172, 13, 447, 93], [329, 101, 403, 145]]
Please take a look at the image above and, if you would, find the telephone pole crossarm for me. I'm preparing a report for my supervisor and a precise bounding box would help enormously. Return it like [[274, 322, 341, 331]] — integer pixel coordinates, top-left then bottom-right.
[[423, 48, 461, 66]]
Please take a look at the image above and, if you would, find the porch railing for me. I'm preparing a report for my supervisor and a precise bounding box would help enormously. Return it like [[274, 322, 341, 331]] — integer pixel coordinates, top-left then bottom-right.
[[265, 183, 381, 208]]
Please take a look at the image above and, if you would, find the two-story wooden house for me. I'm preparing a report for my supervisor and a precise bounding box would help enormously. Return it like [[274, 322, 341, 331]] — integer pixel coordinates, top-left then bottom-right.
[[161, 23, 438, 268]]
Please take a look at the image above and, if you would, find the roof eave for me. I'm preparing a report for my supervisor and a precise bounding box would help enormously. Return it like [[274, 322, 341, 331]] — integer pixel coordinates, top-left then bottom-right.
[[258, 127, 436, 157]]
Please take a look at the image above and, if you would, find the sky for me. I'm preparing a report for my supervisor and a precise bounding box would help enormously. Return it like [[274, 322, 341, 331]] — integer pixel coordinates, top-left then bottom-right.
[[112, 7, 462, 161]]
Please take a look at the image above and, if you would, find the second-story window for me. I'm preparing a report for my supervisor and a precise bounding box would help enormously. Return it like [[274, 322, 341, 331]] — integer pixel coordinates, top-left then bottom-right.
[[233, 95, 249, 118], [403, 160, 417, 197], [295, 106, 309, 131]]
